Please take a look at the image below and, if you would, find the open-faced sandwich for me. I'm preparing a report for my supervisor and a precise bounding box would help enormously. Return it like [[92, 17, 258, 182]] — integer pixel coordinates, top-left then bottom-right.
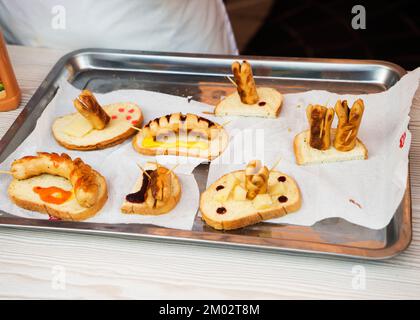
[[200, 160, 301, 230], [132, 112, 229, 160], [53, 90, 143, 150], [121, 162, 181, 215], [7, 152, 108, 221], [215, 60, 283, 118], [294, 99, 368, 165]]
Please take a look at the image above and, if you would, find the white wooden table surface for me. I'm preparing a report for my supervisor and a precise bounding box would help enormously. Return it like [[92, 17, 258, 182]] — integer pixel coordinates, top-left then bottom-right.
[[1, 45, 419, 299]]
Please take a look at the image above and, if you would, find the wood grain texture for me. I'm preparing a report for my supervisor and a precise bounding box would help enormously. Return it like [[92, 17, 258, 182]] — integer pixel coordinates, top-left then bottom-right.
[[0, 45, 419, 299]]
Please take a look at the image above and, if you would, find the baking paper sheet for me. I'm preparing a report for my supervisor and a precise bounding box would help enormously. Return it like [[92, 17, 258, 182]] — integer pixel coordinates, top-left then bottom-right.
[[208, 68, 420, 230], [0, 80, 233, 230], [0, 68, 418, 230]]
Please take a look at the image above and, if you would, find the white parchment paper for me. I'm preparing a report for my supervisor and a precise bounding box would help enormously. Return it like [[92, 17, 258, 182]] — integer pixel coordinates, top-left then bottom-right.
[[0, 80, 231, 230], [207, 68, 420, 230], [0, 68, 418, 230]]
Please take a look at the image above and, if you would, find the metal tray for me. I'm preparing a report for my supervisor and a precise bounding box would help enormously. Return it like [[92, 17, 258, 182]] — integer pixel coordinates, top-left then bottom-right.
[[0, 49, 412, 259]]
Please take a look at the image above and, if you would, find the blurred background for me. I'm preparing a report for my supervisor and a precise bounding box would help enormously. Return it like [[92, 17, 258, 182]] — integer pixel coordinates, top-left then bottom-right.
[[225, 0, 419, 70]]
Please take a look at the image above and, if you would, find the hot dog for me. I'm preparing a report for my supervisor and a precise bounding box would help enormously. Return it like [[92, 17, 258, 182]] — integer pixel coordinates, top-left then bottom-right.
[[232, 60, 259, 105], [73, 90, 110, 130], [334, 99, 365, 152], [10, 152, 101, 208], [306, 104, 335, 150], [245, 160, 269, 200]]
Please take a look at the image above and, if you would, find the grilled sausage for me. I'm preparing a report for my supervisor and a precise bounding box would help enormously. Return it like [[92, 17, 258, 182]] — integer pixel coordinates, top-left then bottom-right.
[[232, 60, 259, 105], [10, 152, 101, 208], [73, 90, 110, 130], [245, 160, 269, 200], [306, 104, 334, 150], [334, 99, 364, 152]]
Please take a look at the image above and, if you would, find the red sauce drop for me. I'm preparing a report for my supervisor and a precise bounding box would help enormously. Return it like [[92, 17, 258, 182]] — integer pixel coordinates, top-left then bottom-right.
[[400, 132, 406, 148], [258, 101, 266, 106], [111, 115, 117, 120], [278, 195, 288, 203], [118, 108, 125, 112], [131, 120, 138, 125], [277, 176, 286, 182], [33, 186, 72, 205], [126, 115, 132, 120], [128, 109, 134, 113], [216, 207, 227, 214]]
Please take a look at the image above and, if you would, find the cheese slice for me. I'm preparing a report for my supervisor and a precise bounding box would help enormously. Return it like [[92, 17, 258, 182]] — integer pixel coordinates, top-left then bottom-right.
[[63, 113, 94, 138], [141, 135, 209, 150]]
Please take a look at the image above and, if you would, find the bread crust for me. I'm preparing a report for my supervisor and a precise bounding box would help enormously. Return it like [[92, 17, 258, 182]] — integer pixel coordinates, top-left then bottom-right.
[[11, 152, 104, 208], [293, 130, 368, 165], [121, 169, 181, 215], [214, 87, 282, 119], [7, 171, 108, 221], [52, 104, 143, 151], [132, 126, 228, 160], [54, 125, 141, 151], [200, 170, 301, 230]]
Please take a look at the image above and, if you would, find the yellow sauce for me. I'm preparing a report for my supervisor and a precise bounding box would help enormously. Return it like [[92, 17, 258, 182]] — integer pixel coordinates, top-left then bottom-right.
[[141, 136, 209, 150]]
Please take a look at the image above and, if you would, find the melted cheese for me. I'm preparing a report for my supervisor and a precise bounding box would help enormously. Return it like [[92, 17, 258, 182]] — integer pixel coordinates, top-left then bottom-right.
[[141, 136, 209, 150], [63, 113, 94, 137]]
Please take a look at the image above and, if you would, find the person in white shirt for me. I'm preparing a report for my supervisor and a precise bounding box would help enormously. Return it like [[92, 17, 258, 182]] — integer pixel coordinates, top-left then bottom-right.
[[0, 0, 238, 54]]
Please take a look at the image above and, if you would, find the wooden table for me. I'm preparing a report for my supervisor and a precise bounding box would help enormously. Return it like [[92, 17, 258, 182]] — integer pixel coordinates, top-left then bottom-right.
[[1, 45, 419, 299]]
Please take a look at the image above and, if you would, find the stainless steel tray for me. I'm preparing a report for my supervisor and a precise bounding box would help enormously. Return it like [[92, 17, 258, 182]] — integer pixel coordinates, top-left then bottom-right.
[[0, 49, 412, 259]]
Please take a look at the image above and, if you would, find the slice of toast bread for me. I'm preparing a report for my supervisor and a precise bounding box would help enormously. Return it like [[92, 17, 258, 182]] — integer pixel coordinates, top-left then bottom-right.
[[200, 170, 301, 230], [215, 87, 283, 118], [121, 162, 181, 215], [8, 173, 108, 221], [53, 103, 143, 150], [294, 130, 368, 165]]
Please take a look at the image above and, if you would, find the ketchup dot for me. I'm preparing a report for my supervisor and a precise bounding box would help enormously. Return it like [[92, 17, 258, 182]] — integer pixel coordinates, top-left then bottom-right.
[[278, 195, 288, 203], [128, 109, 134, 113], [111, 115, 117, 120], [277, 176, 286, 182], [131, 120, 138, 125], [118, 108, 125, 112], [126, 115, 132, 120]]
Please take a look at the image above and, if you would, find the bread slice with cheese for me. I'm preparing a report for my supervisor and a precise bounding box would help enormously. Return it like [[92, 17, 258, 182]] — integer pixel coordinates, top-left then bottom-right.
[[132, 113, 229, 160], [53, 102, 143, 150], [121, 162, 181, 215], [133, 131, 229, 160], [294, 129, 368, 165], [215, 87, 283, 118], [200, 170, 301, 230], [8, 173, 108, 221]]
